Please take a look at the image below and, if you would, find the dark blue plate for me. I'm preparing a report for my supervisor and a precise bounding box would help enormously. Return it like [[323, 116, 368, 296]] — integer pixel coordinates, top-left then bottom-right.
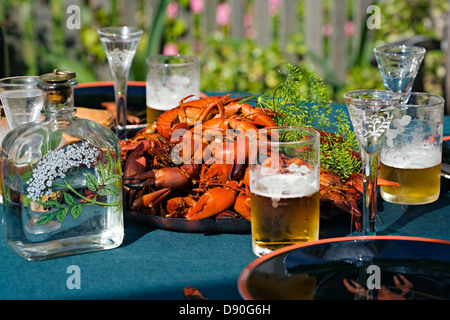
[[238, 236, 450, 300], [125, 210, 251, 235], [74, 81, 146, 113], [74, 81, 147, 134]]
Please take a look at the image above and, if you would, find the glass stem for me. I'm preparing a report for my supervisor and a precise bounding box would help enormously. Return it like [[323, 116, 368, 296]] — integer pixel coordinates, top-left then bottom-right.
[[360, 149, 380, 235], [113, 74, 128, 139]]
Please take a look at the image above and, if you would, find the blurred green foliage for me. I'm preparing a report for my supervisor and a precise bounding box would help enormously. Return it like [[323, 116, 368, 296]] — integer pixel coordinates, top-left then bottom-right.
[[0, 0, 448, 102]]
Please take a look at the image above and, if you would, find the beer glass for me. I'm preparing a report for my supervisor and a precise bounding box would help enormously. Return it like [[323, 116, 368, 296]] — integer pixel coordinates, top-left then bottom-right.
[[247, 127, 320, 257], [380, 93, 444, 204], [146, 54, 200, 125]]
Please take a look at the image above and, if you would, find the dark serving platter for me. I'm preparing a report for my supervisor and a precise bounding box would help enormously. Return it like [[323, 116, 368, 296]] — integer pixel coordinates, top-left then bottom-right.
[[125, 210, 251, 234]]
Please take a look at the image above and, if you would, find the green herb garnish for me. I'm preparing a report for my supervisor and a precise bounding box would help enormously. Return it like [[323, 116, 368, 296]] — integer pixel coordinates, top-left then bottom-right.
[[248, 63, 361, 180]]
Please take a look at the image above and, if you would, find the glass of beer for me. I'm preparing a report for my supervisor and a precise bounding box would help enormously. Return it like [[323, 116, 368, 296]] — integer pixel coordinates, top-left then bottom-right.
[[146, 54, 200, 125], [380, 92, 444, 205], [246, 127, 321, 257]]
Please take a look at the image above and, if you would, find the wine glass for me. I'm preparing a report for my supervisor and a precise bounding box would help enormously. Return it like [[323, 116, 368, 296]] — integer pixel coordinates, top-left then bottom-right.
[[98, 26, 143, 139], [344, 90, 401, 235], [374, 44, 425, 94]]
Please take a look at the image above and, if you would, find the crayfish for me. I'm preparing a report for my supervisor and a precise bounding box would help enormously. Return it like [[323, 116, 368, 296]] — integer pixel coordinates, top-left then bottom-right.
[[121, 94, 276, 222], [120, 94, 394, 232]]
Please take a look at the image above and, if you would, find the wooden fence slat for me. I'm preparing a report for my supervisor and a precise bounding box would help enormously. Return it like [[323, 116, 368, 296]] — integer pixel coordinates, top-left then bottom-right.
[[280, 0, 299, 63], [34, 0, 52, 50], [203, 0, 220, 35], [254, 0, 270, 47], [352, 0, 375, 63], [331, 0, 348, 84], [229, 0, 246, 39], [118, 0, 139, 27], [304, 0, 324, 74]]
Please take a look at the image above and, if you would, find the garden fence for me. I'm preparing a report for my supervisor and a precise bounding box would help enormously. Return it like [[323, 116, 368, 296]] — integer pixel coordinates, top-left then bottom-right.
[[2, 0, 450, 112]]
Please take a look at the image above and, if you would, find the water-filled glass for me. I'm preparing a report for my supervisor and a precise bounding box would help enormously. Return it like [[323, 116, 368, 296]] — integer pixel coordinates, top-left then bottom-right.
[[0, 76, 43, 129]]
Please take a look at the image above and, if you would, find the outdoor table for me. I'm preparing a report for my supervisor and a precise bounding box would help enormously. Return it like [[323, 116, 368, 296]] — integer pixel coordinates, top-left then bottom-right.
[[0, 99, 449, 300]]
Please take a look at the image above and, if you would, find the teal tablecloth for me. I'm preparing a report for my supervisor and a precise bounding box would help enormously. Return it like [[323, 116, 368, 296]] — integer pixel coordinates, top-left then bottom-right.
[[0, 220, 254, 299], [1, 186, 450, 300], [0, 106, 449, 300]]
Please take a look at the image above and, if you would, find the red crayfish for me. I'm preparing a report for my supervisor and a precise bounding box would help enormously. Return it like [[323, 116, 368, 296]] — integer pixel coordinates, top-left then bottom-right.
[[120, 94, 397, 231], [121, 94, 276, 222]]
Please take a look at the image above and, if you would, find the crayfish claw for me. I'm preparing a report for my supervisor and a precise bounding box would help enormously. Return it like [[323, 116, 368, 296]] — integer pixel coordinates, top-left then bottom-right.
[[234, 194, 251, 221], [393, 274, 413, 295], [342, 278, 367, 297], [131, 188, 171, 211], [185, 187, 236, 220]]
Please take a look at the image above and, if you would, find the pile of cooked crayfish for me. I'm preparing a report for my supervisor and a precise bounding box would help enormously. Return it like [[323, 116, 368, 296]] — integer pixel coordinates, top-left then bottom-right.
[[120, 95, 366, 231]]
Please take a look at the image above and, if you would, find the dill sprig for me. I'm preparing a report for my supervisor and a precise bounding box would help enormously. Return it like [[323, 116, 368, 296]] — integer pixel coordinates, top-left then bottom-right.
[[253, 63, 361, 180]]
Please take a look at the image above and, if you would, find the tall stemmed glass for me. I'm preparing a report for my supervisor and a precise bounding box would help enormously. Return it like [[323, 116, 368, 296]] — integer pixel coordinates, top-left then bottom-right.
[[344, 90, 400, 235], [374, 44, 425, 94], [98, 27, 142, 139]]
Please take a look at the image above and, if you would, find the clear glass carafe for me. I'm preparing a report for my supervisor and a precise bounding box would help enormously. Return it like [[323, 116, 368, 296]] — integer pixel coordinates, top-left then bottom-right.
[[1, 70, 124, 260]]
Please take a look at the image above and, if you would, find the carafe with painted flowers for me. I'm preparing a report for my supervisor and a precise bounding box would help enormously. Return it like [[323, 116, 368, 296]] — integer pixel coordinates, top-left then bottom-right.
[[1, 70, 123, 260]]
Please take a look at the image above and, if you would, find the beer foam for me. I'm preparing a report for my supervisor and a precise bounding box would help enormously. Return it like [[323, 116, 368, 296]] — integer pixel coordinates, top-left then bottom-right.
[[146, 74, 199, 110], [381, 147, 441, 169], [250, 169, 319, 199]]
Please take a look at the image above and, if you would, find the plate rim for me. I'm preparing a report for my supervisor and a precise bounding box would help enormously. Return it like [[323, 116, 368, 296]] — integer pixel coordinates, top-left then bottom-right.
[[237, 235, 450, 300], [125, 209, 251, 234], [75, 81, 146, 89]]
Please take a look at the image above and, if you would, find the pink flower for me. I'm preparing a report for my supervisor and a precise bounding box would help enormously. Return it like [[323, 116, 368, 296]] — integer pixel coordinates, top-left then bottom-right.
[[163, 43, 179, 55], [269, 0, 282, 17], [216, 3, 231, 27], [166, 2, 178, 20], [344, 21, 355, 36], [322, 24, 333, 37], [190, 0, 204, 14]]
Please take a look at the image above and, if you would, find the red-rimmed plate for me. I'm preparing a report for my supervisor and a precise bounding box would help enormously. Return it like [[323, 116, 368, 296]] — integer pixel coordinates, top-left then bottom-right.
[[238, 235, 450, 300]]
